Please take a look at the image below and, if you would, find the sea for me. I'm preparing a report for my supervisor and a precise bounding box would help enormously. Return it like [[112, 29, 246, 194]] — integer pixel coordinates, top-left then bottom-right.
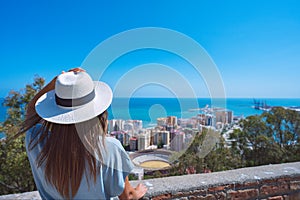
[[1, 97, 300, 139]]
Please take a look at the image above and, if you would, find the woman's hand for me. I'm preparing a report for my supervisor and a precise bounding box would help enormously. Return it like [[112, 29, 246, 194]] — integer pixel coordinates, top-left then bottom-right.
[[119, 177, 148, 200], [134, 183, 148, 199], [62, 67, 85, 74]]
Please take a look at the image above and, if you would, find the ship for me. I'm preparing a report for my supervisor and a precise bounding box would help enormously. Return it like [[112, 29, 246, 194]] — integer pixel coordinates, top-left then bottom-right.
[[253, 99, 272, 111]]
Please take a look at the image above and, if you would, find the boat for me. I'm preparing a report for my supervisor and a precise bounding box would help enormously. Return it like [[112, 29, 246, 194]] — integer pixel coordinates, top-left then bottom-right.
[[252, 99, 272, 111]]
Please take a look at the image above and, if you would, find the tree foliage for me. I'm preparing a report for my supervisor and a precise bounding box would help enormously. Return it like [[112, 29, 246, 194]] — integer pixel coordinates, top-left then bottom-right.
[[229, 107, 300, 167], [170, 128, 239, 175], [171, 107, 300, 176], [0, 76, 44, 194]]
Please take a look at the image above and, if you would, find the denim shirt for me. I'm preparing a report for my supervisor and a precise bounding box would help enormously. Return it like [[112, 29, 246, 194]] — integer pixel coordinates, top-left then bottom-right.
[[25, 124, 134, 199]]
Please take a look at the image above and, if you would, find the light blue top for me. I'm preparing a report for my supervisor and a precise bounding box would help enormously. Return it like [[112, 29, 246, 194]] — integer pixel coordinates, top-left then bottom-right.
[[25, 124, 134, 200]]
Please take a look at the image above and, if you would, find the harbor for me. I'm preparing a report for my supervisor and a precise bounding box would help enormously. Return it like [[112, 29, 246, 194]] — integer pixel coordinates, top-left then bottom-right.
[[253, 99, 300, 112]]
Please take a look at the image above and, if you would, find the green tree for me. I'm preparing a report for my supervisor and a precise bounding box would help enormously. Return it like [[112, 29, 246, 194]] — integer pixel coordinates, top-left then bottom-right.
[[229, 115, 282, 167], [263, 107, 300, 147], [205, 136, 242, 172], [173, 128, 221, 174], [0, 76, 44, 194], [171, 107, 300, 176], [263, 107, 300, 162], [230, 109, 300, 167]]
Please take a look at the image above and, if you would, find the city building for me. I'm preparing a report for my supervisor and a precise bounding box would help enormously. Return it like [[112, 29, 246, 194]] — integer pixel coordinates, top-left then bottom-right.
[[167, 116, 177, 127], [205, 114, 215, 127], [132, 120, 143, 131], [196, 114, 207, 126], [110, 130, 130, 146], [170, 131, 185, 152], [109, 119, 124, 132], [157, 117, 167, 127], [214, 108, 234, 125], [227, 110, 233, 124], [153, 130, 170, 147], [108, 106, 235, 152], [124, 121, 133, 132], [124, 120, 143, 134], [138, 131, 150, 151], [129, 137, 138, 151]]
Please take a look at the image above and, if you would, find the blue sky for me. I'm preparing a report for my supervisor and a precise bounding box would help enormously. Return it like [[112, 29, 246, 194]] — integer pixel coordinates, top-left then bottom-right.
[[1, 0, 300, 98]]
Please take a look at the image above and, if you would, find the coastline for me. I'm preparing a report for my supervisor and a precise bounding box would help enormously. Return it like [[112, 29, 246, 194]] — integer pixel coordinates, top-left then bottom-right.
[[1, 98, 300, 139]]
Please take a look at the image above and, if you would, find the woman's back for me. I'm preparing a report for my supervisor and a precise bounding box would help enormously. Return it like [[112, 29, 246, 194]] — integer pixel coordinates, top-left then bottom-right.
[[26, 124, 134, 199], [21, 69, 147, 199]]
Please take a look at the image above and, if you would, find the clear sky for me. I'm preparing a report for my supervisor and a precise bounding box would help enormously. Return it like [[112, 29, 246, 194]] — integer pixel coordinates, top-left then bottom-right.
[[1, 0, 300, 98]]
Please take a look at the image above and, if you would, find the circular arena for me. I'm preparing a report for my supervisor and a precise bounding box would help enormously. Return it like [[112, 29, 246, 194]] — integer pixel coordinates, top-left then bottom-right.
[[129, 149, 172, 171]]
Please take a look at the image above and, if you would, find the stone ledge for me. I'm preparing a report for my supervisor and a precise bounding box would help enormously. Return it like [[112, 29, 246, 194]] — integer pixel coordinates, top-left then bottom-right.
[[1, 162, 300, 200], [0, 191, 40, 200], [135, 161, 300, 199]]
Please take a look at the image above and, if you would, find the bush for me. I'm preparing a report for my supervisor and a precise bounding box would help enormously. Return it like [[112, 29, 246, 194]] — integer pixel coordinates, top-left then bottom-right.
[[0, 76, 44, 194]]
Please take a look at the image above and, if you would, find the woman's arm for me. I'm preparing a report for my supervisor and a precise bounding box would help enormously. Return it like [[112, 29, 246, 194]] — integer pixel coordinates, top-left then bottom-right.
[[13, 67, 85, 139], [119, 176, 147, 200], [26, 76, 57, 117]]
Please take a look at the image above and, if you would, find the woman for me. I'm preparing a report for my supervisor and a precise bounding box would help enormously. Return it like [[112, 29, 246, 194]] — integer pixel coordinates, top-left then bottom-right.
[[19, 68, 147, 199]]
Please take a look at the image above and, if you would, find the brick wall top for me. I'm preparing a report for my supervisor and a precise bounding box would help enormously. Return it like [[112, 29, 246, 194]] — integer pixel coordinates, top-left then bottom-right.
[[1, 162, 300, 200], [131, 161, 300, 198]]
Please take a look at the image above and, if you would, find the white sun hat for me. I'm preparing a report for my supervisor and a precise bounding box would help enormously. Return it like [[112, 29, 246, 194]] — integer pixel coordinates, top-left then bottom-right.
[[35, 71, 113, 124]]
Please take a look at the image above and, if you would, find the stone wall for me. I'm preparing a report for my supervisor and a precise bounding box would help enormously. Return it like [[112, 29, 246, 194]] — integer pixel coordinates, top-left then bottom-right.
[[1, 162, 300, 200]]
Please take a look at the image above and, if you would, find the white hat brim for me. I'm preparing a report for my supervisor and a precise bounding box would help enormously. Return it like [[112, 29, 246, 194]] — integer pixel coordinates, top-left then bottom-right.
[[35, 81, 112, 124]]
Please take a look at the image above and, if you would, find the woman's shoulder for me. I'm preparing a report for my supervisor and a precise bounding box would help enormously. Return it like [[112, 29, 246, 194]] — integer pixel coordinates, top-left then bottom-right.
[[26, 124, 43, 139], [102, 136, 134, 172], [103, 136, 130, 161], [105, 136, 124, 150]]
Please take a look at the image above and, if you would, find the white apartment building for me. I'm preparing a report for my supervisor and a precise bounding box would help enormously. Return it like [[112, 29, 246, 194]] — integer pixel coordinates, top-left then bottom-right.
[[138, 131, 150, 151]]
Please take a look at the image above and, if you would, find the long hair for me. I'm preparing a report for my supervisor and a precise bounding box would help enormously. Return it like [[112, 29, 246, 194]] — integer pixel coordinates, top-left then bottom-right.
[[20, 108, 108, 199]]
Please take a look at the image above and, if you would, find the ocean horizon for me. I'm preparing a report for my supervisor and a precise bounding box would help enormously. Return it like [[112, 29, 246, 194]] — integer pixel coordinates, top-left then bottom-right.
[[108, 98, 300, 126], [1, 97, 300, 138]]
